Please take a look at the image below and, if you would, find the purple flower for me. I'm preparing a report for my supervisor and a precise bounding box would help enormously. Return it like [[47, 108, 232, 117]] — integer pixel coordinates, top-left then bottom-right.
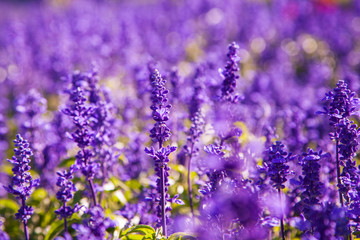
[[0, 220, 9, 240], [334, 118, 360, 234], [188, 65, 207, 118], [319, 80, 359, 130], [198, 184, 264, 240], [15, 89, 47, 170], [145, 146, 177, 227], [297, 148, 327, 228], [145, 69, 177, 236], [73, 205, 115, 240], [311, 203, 349, 239], [0, 114, 8, 166], [264, 141, 292, 190], [183, 110, 205, 156], [319, 80, 360, 210], [149, 69, 172, 144], [4, 134, 39, 240], [4, 134, 40, 202], [63, 73, 99, 205], [220, 42, 240, 103], [55, 164, 81, 221], [85, 68, 119, 187]]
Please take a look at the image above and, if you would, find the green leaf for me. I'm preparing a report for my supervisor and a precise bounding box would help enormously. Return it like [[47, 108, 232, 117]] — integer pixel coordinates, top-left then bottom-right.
[[168, 232, 197, 240], [44, 218, 79, 240], [120, 225, 156, 240], [58, 157, 76, 168], [0, 199, 19, 213], [44, 219, 64, 240], [122, 235, 147, 240]]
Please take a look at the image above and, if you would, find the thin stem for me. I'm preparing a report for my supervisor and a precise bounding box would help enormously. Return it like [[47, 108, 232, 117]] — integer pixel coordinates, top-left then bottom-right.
[[88, 179, 98, 206], [336, 140, 344, 206], [63, 202, 68, 233], [160, 166, 167, 237], [158, 140, 167, 237], [187, 143, 195, 218], [23, 221, 29, 240], [99, 161, 107, 205], [81, 148, 98, 206], [278, 189, 285, 240], [22, 197, 29, 240]]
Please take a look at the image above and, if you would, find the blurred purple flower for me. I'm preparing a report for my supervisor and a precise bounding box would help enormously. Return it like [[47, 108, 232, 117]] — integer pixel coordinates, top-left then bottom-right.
[[73, 205, 114, 240]]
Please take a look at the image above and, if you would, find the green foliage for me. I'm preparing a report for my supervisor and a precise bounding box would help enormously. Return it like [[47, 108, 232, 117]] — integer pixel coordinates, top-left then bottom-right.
[[119, 225, 156, 240], [58, 157, 76, 168], [44, 218, 80, 240], [0, 199, 19, 213], [168, 232, 197, 240]]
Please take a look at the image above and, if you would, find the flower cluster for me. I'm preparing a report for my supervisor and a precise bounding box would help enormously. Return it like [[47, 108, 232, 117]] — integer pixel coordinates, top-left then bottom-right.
[[320, 80, 360, 225], [55, 164, 80, 220], [320, 80, 359, 137], [220, 42, 240, 103], [3, 0, 360, 239], [145, 69, 178, 236], [263, 141, 292, 190], [15, 89, 47, 170], [183, 111, 205, 157], [297, 149, 326, 224], [149, 69, 172, 144], [73, 206, 114, 240], [63, 73, 100, 206], [4, 135, 39, 239], [15, 89, 47, 138], [145, 146, 177, 227], [64, 86, 99, 180], [4, 135, 40, 208]]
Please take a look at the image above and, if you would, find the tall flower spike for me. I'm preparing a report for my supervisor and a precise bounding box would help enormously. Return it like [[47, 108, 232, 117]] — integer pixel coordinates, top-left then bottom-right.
[[318, 80, 360, 207], [263, 141, 292, 240], [264, 141, 292, 190], [63, 79, 99, 206], [298, 148, 326, 230], [336, 118, 360, 235], [4, 134, 40, 240], [85, 68, 119, 203], [149, 69, 172, 144], [145, 69, 177, 237], [220, 42, 240, 103], [320, 80, 359, 130], [183, 110, 205, 217]]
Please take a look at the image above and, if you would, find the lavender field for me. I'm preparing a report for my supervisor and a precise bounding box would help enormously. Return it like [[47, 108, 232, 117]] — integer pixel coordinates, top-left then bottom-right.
[[0, 0, 360, 239]]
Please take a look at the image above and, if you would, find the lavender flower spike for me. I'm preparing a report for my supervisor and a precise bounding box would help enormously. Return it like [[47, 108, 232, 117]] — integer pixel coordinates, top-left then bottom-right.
[[319, 80, 360, 206], [220, 42, 240, 103], [4, 134, 40, 240], [184, 110, 205, 217], [145, 69, 177, 237], [63, 85, 99, 206], [264, 141, 291, 240], [149, 69, 172, 145]]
